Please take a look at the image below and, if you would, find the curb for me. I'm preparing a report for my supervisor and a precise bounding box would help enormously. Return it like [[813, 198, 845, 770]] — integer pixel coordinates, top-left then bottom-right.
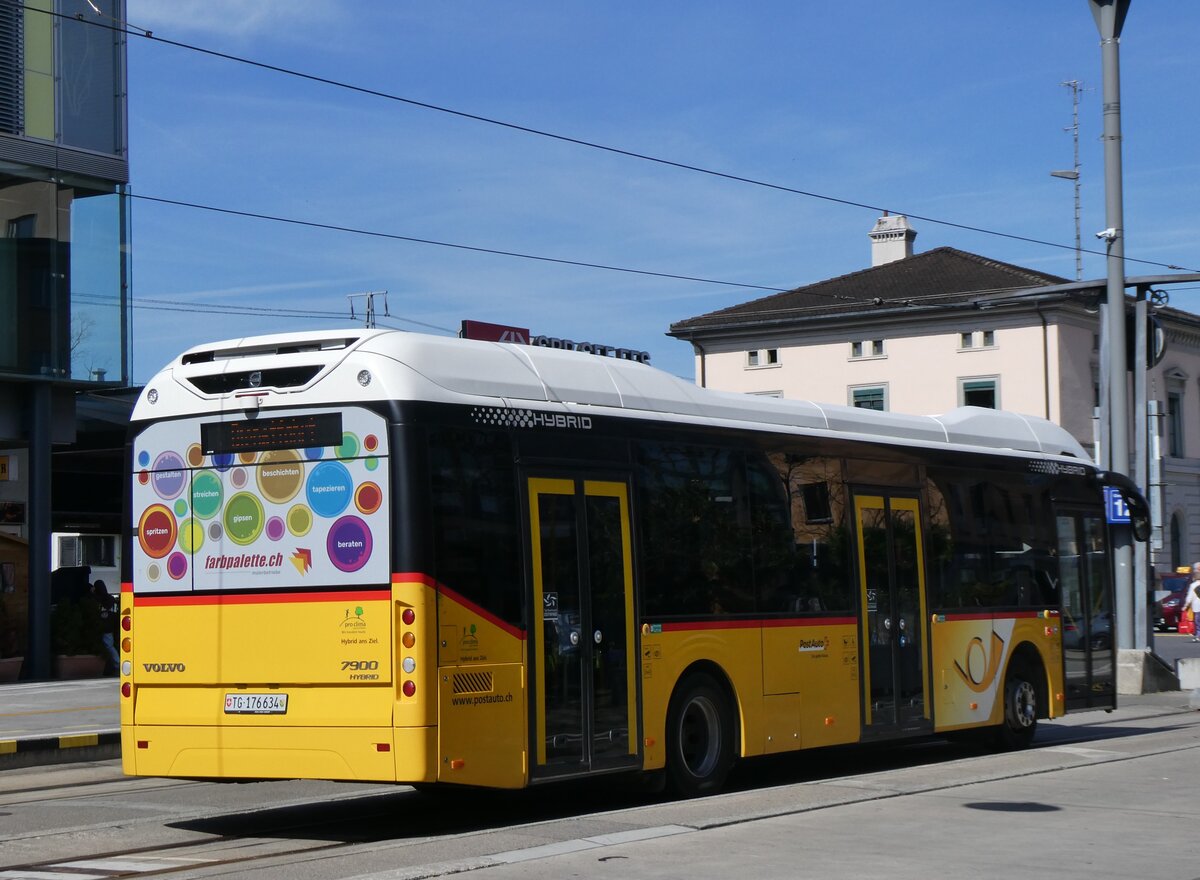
[[0, 730, 121, 770]]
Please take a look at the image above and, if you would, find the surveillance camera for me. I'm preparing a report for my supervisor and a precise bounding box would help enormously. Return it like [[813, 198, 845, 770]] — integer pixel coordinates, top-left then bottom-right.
[[1095, 227, 1118, 242]]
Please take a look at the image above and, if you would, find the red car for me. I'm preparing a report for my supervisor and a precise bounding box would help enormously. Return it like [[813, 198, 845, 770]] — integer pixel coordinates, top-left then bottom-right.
[[1154, 574, 1191, 631]]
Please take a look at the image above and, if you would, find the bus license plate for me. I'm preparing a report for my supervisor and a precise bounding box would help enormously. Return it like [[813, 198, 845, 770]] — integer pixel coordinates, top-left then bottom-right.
[[223, 693, 288, 715]]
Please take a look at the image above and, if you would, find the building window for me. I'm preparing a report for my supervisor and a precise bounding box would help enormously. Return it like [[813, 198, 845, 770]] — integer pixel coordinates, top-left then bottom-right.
[[960, 378, 998, 409], [960, 330, 996, 350], [746, 349, 779, 369], [850, 340, 884, 360], [851, 386, 886, 411], [1167, 391, 1183, 457], [1171, 513, 1183, 572]]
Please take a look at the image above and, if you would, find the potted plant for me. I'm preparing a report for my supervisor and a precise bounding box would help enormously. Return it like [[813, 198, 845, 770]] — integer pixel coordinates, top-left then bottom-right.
[[51, 595, 107, 679], [0, 594, 22, 682]]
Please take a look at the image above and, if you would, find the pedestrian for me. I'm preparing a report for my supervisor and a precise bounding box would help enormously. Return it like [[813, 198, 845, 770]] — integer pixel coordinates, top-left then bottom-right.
[[1185, 564, 1200, 643]]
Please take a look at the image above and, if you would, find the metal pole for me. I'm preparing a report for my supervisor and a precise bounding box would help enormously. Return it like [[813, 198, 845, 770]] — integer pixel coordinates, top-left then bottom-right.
[[1133, 287, 1148, 649], [1090, 0, 1134, 653], [26, 384, 52, 679]]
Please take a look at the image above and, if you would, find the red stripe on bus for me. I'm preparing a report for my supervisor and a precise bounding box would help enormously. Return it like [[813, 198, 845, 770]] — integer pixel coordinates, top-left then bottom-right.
[[939, 610, 1053, 622], [133, 589, 391, 607], [394, 572, 528, 642], [659, 616, 856, 633], [121, 582, 133, 593]]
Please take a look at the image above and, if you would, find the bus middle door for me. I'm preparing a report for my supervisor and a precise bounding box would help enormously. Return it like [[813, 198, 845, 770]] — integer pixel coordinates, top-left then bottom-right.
[[527, 477, 639, 780], [854, 492, 932, 738]]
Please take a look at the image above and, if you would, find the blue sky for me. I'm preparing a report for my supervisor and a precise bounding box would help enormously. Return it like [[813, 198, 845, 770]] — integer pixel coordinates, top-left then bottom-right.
[[122, 1, 1200, 383]]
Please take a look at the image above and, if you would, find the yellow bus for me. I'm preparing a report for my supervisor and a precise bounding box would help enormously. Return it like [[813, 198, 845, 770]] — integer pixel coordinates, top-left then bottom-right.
[[121, 329, 1147, 795]]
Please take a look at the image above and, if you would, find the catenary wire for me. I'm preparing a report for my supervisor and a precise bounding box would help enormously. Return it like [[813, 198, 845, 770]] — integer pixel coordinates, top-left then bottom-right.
[[46, 5, 1200, 277]]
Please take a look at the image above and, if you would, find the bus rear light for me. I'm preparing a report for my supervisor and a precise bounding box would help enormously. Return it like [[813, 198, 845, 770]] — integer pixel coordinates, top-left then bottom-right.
[[402, 608, 416, 625], [121, 638, 132, 653], [121, 682, 131, 698], [402, 632, 415, 648], [450, 758, 465, 770], [402, 657, 416, 674], [969, 702, 979, 710], [824, 716, 835, 726], [121, 661, 131, 677], [376, 743, 391, 752], [121, 616, 132, 632], [137, 740, 149, 749], [402, 680, 416, 697]]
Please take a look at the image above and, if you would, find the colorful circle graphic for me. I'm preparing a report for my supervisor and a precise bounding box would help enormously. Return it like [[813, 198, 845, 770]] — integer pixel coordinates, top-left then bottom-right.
[[363, 434, 379, 453], [223, 492, 265, 546], [138, 505, 177, 559], [355, 481, 382, 515], [174, 499, 189, 517], [147, 563, 161, 582], [266, 516, 285, 541], [256, 449, 304, 504], [167, 552, 188, 580], [208, 522, 223, 541], [137, 470, 150, 486], [178, 518, 204, 554], [230, 468, 247, 489], [336, 433, 360, 461], [306, 460, 353, 518], [327, 515, 372, 573], [238, 451, 258, 465], [304, 447, 325, 461], [212, 453, 234, 472], [191, 471, 224, 520], [186, 444, 205, 468], [151, 451, 187, 500], [138, 450, 150, 468], [287, 504, 313, 537], [364, 456, 379, 472]]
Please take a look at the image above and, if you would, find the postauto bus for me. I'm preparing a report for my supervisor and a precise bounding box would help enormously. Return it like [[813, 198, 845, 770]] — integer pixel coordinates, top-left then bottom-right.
[[121, 329, 1147, 795]]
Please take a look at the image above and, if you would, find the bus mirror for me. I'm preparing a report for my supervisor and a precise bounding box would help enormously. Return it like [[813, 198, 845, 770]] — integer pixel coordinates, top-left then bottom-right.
[[1131, 513, 1151, 543]]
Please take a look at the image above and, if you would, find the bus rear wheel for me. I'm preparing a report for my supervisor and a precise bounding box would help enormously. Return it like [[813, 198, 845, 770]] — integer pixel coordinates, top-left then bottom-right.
[[994, 668, 1038, 750], [666, 673, 734, 797]]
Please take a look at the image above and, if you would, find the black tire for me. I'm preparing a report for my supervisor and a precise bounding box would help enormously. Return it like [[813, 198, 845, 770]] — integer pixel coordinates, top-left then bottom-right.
[[665, 672, 735, 797], [994, 667, 1038, 750]]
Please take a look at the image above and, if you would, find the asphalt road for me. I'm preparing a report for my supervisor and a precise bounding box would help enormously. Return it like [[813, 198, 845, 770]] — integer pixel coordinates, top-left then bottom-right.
[[1, 692, 1196, 880]]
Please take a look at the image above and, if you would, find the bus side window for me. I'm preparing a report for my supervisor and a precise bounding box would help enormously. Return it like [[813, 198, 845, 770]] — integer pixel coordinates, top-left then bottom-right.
[[635, 442, 753, 617], [759, 451, 852, 614]]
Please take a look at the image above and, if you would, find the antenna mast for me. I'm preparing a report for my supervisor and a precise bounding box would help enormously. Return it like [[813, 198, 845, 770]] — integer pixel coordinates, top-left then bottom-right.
[[1062, 80, 1083, 281]]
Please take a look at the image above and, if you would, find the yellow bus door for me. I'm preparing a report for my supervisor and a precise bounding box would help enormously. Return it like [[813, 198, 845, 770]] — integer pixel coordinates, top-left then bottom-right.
[[854, 493, 932, 736], [528, 478, 639, 779]]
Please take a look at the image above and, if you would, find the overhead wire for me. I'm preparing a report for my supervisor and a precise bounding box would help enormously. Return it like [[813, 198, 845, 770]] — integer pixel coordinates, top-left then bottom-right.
[[46, 4, 1200, 278]]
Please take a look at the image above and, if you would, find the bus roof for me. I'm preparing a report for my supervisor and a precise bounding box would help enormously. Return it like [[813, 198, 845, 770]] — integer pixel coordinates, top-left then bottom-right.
[[135, 328, 1091, 461]]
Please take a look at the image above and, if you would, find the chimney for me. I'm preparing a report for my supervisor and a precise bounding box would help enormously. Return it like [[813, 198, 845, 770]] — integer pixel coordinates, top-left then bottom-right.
[[869, 212, 917, 266]]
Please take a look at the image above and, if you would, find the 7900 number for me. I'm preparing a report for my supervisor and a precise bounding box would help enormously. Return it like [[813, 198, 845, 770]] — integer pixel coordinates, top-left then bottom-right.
[[341, 660, 379, 671]]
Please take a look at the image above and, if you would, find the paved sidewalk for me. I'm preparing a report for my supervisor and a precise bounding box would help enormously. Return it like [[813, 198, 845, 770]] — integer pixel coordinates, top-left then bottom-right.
[[1, 677, 1196, 771], [0, 679, 120, 769]]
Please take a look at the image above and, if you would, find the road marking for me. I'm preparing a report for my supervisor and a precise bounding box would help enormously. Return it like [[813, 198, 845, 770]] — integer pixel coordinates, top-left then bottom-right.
[[1044, 745, 1118, 759]]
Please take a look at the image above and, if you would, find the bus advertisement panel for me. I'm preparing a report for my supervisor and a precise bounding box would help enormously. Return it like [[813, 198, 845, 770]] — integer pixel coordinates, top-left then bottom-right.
[[131, 407, 389, 593]]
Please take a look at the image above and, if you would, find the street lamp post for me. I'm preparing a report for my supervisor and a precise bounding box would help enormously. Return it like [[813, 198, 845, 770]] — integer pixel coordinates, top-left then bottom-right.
[[1089, 0, 1135, 664]]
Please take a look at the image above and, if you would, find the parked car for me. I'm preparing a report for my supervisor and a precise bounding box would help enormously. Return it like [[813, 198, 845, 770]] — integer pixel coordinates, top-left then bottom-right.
[[1154, 573, 1191, 632]]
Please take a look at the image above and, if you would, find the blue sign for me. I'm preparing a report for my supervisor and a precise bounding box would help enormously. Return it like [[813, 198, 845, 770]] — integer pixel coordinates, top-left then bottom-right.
[[1104, 486, 1131, 524]]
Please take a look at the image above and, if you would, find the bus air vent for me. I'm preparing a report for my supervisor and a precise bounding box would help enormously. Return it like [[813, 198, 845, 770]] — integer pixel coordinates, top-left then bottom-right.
[[452, 672, 494, 695], [187, 365, 323, 394]]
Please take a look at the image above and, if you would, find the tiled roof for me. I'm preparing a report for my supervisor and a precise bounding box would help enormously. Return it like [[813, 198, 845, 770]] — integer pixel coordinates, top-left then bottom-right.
[[669, 247, 1069, 335]]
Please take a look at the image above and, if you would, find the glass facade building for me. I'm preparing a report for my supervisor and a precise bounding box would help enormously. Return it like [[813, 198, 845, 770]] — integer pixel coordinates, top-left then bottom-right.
[[0, 0, 128, 385]]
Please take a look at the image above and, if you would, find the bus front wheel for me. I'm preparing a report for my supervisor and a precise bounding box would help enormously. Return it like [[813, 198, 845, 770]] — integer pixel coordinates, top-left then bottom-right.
[[994, 668, 1038, 750], [666, 673, 734, 797]]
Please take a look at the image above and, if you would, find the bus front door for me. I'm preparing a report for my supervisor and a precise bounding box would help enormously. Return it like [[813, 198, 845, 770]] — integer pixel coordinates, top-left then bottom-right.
[[528, 478, 639, 779], [854, 493, 932, 737]]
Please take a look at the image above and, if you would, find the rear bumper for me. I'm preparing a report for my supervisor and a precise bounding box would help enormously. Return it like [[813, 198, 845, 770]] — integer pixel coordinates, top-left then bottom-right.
[[122, 724, 437, 783]]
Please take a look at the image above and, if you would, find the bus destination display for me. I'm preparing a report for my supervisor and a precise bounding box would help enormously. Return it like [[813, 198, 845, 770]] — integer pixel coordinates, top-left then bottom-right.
[[200, 412, 343, 455]]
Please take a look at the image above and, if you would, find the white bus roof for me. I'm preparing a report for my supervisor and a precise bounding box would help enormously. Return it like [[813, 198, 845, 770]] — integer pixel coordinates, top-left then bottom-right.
[[134, 328, 1091, 461]]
